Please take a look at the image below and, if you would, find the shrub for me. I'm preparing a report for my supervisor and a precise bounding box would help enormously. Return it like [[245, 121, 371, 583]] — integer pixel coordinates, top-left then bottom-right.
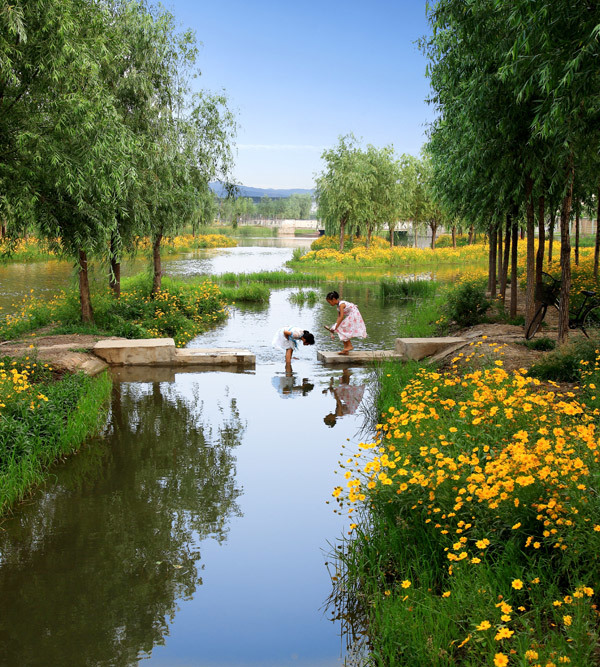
[[443, 278, 490, 327], [529, 339, 599, 382]]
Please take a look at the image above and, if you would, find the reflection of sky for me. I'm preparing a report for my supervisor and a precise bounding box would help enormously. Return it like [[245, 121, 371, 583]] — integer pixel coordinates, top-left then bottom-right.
[[142, 365, 362, 666]]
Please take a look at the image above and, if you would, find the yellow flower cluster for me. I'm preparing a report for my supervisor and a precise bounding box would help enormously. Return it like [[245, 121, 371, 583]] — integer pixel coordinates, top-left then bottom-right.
[[0, 360, 50, 412], [336, 347, 600, 558], [302, 238, 489, 266]]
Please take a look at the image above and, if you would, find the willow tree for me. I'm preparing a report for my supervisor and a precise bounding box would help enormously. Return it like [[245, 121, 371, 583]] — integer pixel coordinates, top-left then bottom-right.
[[315, 135, 372, 251], [1, 0, 135, 322]]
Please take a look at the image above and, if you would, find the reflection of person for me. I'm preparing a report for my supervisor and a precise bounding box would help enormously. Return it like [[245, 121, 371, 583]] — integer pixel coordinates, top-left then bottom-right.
[[325, 291, 367, 355], [271, 371, 315, 399], [272, 326, 315, 364], [323, 369, 366, 427]]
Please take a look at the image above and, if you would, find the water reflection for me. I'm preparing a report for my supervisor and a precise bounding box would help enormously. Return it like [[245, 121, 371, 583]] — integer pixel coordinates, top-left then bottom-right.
[[322, 370, 366, 428], [0, 381, 244, 666], [271, 368, 315, 399]]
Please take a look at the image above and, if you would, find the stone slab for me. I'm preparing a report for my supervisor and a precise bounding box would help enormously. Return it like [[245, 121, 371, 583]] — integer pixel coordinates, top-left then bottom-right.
[[394, 337, 467, 361], [110, 365, 253, 383], [174, 348, 255, 366], [317, 350, 404, 364], [94, 338, 176, 365]]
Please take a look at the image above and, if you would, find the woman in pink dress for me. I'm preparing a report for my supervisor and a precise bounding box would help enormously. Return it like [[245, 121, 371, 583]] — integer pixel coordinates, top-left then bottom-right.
[[325, 291, 367, 355]]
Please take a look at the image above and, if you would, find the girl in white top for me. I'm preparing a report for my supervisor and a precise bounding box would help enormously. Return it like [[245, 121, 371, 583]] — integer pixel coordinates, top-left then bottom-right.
[[272, 326, 315, 363]]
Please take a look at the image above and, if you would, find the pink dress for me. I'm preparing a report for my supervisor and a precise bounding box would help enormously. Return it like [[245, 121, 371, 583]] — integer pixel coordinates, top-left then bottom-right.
[[334, 300, 367, 341]]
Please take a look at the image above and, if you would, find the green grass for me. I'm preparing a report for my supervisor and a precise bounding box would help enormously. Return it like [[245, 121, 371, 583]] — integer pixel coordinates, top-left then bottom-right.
[[379, 278, 439, 300], [287, 289, 319, 306], [396, 291, 449, 337], [0, 273, 229, 347], [529, 338, 600, 382], [0, 359, 112, 513], [211, 270, 324, 287], [519, 337, 556, 351], [219, 282, 270, 303], [329, 355, 600, 666], [195, 225, 278, 237]]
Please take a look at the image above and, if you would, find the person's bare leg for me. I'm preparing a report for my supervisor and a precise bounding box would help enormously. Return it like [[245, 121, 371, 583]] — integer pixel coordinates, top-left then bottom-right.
[[285, 348, 293, 364], [339, 340, 353, 355]]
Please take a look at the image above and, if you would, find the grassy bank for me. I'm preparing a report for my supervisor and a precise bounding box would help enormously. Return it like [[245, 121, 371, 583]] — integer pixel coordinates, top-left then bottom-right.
[[0, 274, 231, 347], [0, 358, 112, 513], [332, 346, 600, 665]]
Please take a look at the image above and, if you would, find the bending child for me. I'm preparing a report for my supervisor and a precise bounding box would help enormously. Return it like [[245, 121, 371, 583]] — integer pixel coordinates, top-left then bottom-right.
[[272, 326, 315, 364]]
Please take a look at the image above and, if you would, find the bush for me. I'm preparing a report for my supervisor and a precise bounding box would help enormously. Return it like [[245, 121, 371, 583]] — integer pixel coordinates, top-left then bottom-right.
[[520, 337, 556, 351], [443, 279, 490, 327], [529, 339, 599, 382]]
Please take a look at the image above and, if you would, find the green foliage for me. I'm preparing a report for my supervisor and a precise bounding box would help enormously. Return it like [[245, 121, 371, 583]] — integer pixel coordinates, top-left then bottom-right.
[[519, 337, 556, 352], [219, 283, 269, 303], [379, 278, 438, 300], [0, 360, 112, 512], [0, 273, 228, 347], [529, 339, 599, 382], [287, 290, 319, 307], [444, 279, 490, 327]]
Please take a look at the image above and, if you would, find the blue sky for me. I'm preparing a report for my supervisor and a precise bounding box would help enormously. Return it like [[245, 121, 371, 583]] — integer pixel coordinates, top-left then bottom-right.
[[166, 0, 434, 189]]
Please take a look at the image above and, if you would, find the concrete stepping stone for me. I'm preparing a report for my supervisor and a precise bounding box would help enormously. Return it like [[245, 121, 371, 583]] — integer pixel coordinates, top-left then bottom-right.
[[93, 338, 255, 367], [317, 349, 404, 364], [395, 337, 467, 361]]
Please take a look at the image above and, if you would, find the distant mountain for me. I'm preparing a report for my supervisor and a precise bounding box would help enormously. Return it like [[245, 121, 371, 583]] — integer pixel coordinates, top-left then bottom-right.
[[209, 182, 314, 199]]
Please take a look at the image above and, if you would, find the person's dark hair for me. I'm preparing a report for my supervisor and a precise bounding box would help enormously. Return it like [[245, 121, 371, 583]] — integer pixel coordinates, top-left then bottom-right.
[[302, 330, 315, 345], [326, 291, 339, 301]]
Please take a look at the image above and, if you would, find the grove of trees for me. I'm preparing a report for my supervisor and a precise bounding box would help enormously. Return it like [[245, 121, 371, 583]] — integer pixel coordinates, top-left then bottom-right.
[[422, 0, 600, 343], [1, 0, 236, 319]]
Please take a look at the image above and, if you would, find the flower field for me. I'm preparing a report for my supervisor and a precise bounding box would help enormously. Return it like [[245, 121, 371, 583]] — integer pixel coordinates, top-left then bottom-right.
[[0, 275, 229, 347], [332, 343, 600, 665]]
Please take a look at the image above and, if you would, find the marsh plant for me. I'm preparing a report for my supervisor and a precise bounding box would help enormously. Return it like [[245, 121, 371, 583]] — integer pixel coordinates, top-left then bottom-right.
[[288, 290, 319, 307], [379, 278, 439, 300]]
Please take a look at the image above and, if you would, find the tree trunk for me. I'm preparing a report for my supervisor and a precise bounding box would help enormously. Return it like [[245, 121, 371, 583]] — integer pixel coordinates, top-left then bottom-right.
[[451, 226, 456, 248], [500, 213, 511, 303], [575, 205, 580, 266], [389, 226, 395, 248], [510, 213, 518, 319], [525, 176, 536, 328], [339, 218, 346, 252], [108, 232, 121, 299], [413, 221, 418, 247], [366, 225, 372, 249], [497, 221, 503, 286], [430, 221, 438, 249], [594, 183, 600, 279], [535, 195, 545, 297], [78, 249, 94, 324], [520, 226, 525, 240], [558, 163, 574, 345], [109, 258, 121, 299], [152, 233, 163, 296], [488, 225, 497, 297], [468, 225, 474, 244], [548, 211, 555, 265]]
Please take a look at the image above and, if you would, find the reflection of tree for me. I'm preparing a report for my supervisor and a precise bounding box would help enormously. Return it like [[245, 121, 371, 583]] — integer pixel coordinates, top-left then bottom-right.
[[0, 380, 244, 666]]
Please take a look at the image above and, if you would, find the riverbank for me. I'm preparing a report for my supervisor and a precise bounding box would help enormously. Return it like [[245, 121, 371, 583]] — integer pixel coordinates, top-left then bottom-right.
[[332, 333, 600, 666], [0, 356, 112, 513]]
